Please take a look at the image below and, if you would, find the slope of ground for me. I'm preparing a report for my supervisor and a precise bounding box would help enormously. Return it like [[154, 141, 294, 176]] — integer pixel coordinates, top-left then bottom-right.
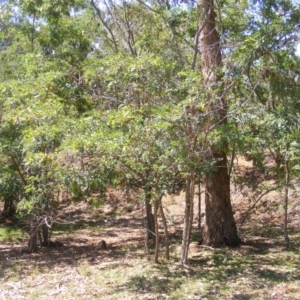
[[1, 157, 300, 299]]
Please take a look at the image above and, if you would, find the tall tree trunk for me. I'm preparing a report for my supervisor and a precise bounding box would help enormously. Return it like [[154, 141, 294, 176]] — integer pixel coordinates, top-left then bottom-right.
[[199, 0, 240, 246], [204, 154, 240, 246]]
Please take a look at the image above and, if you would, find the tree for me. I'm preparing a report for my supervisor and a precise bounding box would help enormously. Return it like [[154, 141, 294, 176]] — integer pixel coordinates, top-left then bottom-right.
[[198, 0, 240, 246], [2, 0, 300, 261], [227, 0, 300, 245], [0, 0, 93, 251]]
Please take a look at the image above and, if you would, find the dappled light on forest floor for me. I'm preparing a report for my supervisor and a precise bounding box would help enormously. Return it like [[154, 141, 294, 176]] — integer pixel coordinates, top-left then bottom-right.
[[1, 156, 300, 299], [1, 0, 300, 297], [1, 197, 300, 299]]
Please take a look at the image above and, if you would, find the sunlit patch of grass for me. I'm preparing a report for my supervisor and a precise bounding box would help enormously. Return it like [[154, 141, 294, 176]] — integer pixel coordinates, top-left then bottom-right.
[[52, 219, 105, 235], [28, 266, 43, 278], [1, 213, 300, 300], [78, 262, 92, 277], [0, 262, 22, 281], [99, 265, 129, 283], [6, 274, 20, 282], [28, 289, 45, 299], [91, 258, 151, 298], [65, 281, 76, 291], [0, 226, 23, 242], [10, 262, 23, 273]]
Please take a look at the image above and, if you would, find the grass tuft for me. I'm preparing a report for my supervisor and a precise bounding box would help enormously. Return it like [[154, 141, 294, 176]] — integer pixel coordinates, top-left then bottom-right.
[[0, 226, 23, 242]]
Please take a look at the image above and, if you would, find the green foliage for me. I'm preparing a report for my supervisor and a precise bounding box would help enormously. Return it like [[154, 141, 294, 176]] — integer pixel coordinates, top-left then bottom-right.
[[0, 0, 300, 245], [0, 226, 23, 242]]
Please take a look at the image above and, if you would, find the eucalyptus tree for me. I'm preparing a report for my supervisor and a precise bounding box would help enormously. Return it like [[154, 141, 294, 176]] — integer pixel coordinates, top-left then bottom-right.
[[195, 0, 241, 248], [226, 0, 300, 244]]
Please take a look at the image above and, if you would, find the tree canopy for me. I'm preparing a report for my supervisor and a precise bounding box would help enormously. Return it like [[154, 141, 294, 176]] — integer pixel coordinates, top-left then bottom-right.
[[0, 0, 300, 260]]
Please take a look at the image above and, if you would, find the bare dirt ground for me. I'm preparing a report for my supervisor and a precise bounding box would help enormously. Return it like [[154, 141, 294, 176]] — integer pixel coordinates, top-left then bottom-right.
[[1, 157, 300, 299]]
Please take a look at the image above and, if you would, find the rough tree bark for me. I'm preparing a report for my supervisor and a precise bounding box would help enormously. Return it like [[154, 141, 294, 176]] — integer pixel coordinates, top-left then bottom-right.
[[2, 197, 16, 217], [27, 215, 39, 253], [144, 187, 155, 240], [199, 0, 240, 246]]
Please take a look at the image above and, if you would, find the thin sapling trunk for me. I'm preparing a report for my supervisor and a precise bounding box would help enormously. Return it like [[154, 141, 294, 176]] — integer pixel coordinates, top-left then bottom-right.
[[198, 181, 201, 230], [159, 196, 170, 260], [154, 199, 159, 263], [284, 145, 290, 245], [181, 175, 195, 264]]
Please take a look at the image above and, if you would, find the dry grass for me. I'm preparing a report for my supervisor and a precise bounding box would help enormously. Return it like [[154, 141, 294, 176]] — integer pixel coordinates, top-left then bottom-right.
[[1, 157, 300, 299], [1, 215, 300, 299]]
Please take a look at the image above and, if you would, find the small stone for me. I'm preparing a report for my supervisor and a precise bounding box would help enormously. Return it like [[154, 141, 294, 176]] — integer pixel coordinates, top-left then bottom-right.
[[97, 240, 107, 250]]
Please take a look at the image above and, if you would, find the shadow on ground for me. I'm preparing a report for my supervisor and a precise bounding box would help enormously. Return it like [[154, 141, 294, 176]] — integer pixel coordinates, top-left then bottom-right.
[[1, 199, 300, 299]]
